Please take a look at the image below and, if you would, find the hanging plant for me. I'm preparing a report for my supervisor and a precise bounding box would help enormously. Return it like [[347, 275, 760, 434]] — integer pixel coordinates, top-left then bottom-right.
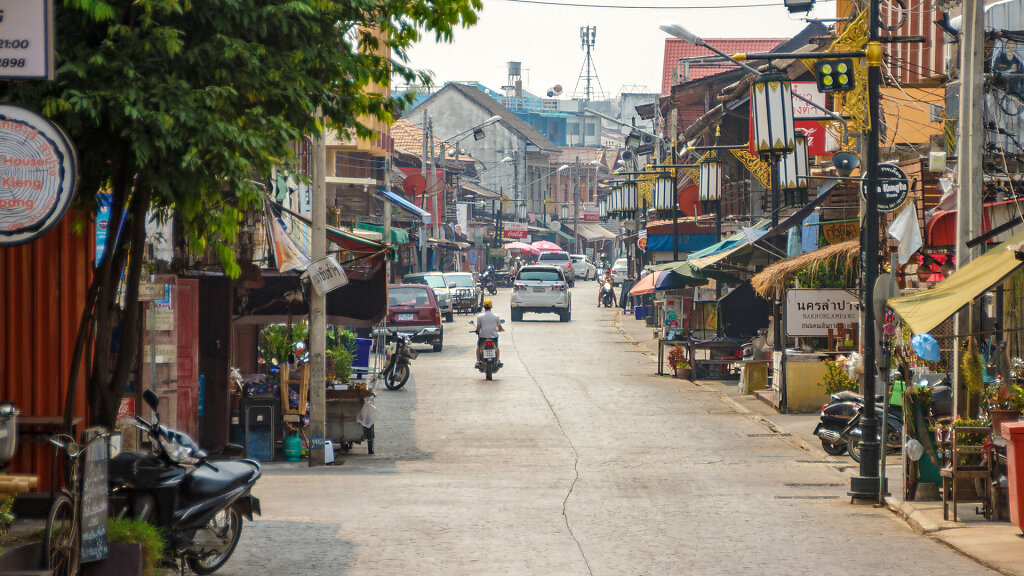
[[961, 338, 984, 395]]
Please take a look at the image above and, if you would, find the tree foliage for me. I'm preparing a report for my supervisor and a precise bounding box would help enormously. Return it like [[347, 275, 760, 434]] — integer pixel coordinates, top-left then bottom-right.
[[0, 0, 480, 426]]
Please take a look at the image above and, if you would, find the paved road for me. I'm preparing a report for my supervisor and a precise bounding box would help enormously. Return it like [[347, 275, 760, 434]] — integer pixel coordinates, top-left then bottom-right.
[[219, 284, 995, 575]]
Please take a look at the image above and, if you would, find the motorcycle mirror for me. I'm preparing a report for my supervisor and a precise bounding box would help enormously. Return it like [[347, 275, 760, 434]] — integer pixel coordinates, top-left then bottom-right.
[[143, 389, 160, 413], [500, 319, 505, 323]]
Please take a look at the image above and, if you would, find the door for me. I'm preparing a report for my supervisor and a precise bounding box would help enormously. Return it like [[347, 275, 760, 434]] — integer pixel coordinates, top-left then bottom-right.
[[175, 278, 200, 440]]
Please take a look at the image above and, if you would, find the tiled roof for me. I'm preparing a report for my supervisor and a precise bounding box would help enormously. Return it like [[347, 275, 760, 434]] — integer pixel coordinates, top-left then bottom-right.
[[661, 38, 786, 95], [391, 119, 472, 162], [445, 83, 560, 153]]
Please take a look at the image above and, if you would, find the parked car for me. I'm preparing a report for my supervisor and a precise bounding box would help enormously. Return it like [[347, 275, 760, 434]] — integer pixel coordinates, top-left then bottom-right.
[[569, 254, 597, 280], [536, 251, 575, 287], [444, 272, 480, 314], [610, 257, 628, 285], [511, 265, 572, 322], [403, 272, 454, 322], [386, 284, 444, 351]]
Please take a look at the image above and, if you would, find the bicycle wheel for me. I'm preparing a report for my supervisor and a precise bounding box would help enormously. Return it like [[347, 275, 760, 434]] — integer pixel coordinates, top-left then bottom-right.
[[45, 491, 79, 576]]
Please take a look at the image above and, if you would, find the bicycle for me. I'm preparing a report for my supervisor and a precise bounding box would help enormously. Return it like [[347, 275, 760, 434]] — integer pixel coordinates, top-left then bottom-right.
[[45, 431, 109, 576]]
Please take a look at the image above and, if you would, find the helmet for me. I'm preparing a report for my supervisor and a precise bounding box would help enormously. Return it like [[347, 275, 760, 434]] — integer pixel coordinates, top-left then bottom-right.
[[487, 265, 494, 271], [483, 298, 493, 308]]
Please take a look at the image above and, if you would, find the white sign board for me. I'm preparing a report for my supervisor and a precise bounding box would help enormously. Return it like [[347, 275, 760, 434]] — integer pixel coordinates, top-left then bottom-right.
[[785, 289, 861, 336], [302, 256, 348, 296], [0, 1, 53, 79]]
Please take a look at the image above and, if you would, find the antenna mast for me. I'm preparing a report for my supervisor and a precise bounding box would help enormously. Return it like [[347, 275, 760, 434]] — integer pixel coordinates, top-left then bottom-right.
[[573, 26, 605, 101]]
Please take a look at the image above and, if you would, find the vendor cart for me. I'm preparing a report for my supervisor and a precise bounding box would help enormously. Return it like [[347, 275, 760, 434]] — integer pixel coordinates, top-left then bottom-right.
[[326, 388, 374, 454]]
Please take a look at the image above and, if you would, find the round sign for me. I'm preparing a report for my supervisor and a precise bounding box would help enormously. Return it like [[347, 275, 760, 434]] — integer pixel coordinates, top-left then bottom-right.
[[860, 164, 909, 212], [549, 220, 561, 232], [0, 105, 78, 246]]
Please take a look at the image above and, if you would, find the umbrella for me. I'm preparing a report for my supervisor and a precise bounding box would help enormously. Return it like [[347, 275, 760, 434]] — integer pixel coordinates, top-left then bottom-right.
[[531, 240, 562, 252], [503, 241, 540, 255], [629, 271, 708, 297]]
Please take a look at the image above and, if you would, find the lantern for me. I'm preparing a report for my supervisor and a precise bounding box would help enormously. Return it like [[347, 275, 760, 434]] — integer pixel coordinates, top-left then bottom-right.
[[610, 185, 622, 214], [559, 204, 569, 220], [653, 172, 675, 211], [777, 132, 809, 190], [750, 72, 796, 157], [621, 180, 638, 213], [516, 203, 527, 220], [698, 157, 722, 201], [598, 198, 607, 218]]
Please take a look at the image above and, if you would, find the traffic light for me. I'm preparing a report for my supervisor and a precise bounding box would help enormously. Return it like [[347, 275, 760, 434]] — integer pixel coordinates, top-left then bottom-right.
[[814, 59, 855, 93]]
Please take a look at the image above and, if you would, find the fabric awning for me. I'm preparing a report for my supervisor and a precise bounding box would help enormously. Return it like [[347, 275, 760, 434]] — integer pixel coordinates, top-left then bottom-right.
[[428, 237, 471, 250], [355, 223, 411, 245], [554, 228, 575, 243], [687, 220, 772, 269], [757, 181, 839, 245], [378, 189, 432, 225], [888, 229, 1024, 335], [576, 222, 616, 241]]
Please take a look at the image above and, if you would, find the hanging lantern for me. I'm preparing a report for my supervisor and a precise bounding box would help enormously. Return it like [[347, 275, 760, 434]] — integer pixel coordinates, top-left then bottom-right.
[[559, 204, 569, 220], [621, 180, 639, 213], [516, 203, 527, 220], [653, 172, 675, 210], [777, 132, 809, 190], [610, 185, 622, 214], [698, 156, 722, 201], [598, 198, 607, 218], [750, 72, 796, 157]]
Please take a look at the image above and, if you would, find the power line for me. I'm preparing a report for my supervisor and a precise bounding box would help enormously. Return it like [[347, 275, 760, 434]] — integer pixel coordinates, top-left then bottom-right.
[[495, 0, 835, 9]]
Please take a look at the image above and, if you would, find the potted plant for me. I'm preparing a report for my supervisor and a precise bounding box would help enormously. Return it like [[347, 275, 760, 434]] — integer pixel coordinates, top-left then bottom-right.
[[668, 344, 690, 379], [983, 381, 1024, 437]]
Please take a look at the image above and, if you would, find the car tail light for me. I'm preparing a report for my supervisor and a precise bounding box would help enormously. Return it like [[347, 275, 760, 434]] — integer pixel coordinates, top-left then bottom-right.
[[514, 283, 526, 291], [555, 284, 567, 291], [434, 308, 441, 325]]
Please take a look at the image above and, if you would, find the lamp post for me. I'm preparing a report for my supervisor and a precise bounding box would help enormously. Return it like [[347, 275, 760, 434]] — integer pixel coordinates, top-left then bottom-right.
[[698, 154, 723, 243], [778, 132, 809, 206], [622, 180, 639, 278]]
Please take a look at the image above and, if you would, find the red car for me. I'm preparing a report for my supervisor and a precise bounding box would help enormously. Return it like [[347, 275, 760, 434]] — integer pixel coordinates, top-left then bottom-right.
[[387, 284, 444, 351]]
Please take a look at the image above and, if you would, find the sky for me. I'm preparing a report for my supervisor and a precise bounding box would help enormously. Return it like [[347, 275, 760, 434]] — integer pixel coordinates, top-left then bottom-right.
[[405, 0, 838, 99]]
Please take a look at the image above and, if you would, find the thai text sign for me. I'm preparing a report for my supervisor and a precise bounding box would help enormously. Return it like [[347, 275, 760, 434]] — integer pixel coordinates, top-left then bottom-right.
[[0, 104, 77, 245], [0, 1, 53, 79], [785, 289, 861, 336], [302, 256, 348, 296], [503, 221, 527, 239]]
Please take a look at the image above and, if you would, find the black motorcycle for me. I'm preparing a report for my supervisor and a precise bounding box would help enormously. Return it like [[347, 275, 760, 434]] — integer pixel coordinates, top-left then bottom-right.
[[382, 328, 420, 390], [600, 280, 615, 307], [110, 390, 261, 574], [481, 271, 498, 295], [478, 337, 501, 380]]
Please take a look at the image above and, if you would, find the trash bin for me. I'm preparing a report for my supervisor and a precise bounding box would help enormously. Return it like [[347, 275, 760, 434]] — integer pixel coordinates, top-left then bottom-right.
[[1001, 421, 1024, 530]]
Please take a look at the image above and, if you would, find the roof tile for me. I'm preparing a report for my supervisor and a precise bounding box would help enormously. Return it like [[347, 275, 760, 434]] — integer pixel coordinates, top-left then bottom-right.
[[662, 38, 786, 95]]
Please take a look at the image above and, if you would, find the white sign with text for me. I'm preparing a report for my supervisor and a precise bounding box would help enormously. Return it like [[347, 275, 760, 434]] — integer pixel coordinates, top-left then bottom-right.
[[785, 289, 861, 336], [0, 0, 52, 79]]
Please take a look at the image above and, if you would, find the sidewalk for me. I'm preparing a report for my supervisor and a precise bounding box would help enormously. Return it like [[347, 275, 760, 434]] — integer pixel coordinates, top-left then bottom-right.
[[613, 309, 1024, 576]]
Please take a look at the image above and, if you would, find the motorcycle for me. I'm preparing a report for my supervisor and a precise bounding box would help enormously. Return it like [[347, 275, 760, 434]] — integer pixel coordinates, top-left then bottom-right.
[[109, 390, 260, 575], [382, 328, 421, 390], [600, 281, 615, 307], [481, 271, 498, 295], [843, 402, 905, 463], [471, 319, 504, 380]]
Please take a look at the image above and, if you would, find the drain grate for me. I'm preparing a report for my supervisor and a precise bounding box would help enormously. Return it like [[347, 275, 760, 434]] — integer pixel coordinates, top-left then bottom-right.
[[783, 482, 843, 487], [775, 495, 842, 500], [796, 459, 843, 464], [747, 432, 792, 437]]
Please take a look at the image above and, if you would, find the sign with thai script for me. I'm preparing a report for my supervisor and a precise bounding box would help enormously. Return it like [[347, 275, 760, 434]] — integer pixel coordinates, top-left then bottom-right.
[[822, 221, 858, 245], [503, 221, 527, 239], [301, 256, 348, 296], [0, 1, 53, 79], [786, 289, 860, 336], [860, 164, 909, 212], [0, 104, 77, 245]]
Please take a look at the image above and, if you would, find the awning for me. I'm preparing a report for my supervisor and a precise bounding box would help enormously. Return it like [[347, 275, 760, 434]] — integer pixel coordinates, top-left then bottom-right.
[[888, 228, 1024, 335], [428, 237, 471, 250], [355, 223, 411, 245], [554, 228, 575, 243], [378, 189, 432, 225], [687, 220, 772, 269], [460, 181, 500, 199], [576, 222, 617, 241], [757, 181, 839, 245]]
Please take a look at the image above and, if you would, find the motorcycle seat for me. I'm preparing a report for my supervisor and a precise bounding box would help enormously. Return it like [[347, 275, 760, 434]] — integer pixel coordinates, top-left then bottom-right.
[[833, 391, 886, 404], [183, 461, 255, 498]]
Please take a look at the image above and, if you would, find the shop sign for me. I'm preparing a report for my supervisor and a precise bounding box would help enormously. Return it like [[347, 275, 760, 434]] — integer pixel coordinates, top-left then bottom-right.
[[489, 248, 507, 257], [785, 289, 860, 336], [145, 308, 174, 331], [637, 230, 647, 252], [583, 207, 600, 221], [822, 221, 858, 245], [117, 397, 135, 420], [142, 344, 176, 364], [0, 1, 54, 80], [0, 104, 77, 245], [301, 256, 348, 296], [95, 192, 112, 265], [504, 221, 527, 239], [860, 164, 909, 212], [138, 283, 169, 301]]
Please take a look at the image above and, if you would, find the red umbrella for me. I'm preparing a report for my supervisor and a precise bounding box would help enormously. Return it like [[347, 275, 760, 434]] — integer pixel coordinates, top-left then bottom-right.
[[531, 240, 563, 252], [503, 241, 540, 255]]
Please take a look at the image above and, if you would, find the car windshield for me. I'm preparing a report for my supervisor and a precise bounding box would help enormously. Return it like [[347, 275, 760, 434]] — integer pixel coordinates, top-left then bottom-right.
[[389, 287, 430, 306], [445, 274, 475, 287], [539, 253, 568, 261], [570, 256, 583, 262], [409, 275, 446, 289], [519, 269, 562, 282]]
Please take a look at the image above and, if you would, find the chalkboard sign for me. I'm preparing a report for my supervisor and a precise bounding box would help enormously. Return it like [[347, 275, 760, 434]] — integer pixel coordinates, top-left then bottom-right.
[[79, 428, 109, 563]]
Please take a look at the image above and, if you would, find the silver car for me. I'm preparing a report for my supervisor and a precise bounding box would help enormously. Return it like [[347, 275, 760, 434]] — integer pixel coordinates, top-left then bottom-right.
[[403, 272, 454, 322], [511, 265, 572, 322], [610, 258, 628, 286], [569, 254, 597, 280], [444, 272, 481, 314]]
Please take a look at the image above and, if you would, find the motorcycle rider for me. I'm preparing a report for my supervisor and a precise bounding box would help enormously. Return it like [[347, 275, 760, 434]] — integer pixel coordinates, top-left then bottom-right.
[[475, 298, 504, 368], [597, 269, 615, 306]]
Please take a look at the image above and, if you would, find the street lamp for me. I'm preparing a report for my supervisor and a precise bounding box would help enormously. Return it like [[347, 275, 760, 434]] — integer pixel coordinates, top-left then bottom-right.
[[778, 132, 809, 205], [560, 204, 569, 220], [653, 172, 675, 211], [516, 203, 527, 222], [621, 180, 638, 213], [750, 73, 796, 157]]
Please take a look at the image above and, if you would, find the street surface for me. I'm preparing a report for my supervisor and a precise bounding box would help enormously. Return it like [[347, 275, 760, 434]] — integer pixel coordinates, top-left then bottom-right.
[[219, 285, 995, 575]]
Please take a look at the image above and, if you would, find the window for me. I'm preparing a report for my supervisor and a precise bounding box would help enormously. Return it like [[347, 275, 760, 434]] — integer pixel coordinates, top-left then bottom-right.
[[518, 269, 563, 282], [586, 122, 596, 136], [389, 286, 429, 306]]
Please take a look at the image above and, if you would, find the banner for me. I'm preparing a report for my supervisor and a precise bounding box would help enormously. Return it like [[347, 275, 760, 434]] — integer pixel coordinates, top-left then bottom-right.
[[504, 221, 528, 239]]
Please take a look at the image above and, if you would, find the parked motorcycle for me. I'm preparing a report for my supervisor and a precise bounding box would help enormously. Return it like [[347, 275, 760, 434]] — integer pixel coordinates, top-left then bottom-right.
[[382, 328, 421, 390], [844, 402, 904, 463], [600, 281, 615, 307], [109, 390, 260, 575]]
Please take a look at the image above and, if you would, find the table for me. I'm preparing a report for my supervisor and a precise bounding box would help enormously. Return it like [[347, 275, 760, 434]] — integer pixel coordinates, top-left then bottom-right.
[[685, 339, 742, 381]]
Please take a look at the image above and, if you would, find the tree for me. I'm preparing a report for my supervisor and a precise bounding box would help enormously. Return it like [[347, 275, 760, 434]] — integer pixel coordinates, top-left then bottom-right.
[[1, 0, 481, 427]]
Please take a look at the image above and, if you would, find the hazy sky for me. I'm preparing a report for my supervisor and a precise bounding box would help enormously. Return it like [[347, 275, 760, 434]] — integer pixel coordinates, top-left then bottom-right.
[[406, 0, 837, 98]]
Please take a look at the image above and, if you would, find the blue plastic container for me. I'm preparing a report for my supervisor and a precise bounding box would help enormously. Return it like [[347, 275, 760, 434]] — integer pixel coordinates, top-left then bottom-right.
[[347, 338, 372, 373]]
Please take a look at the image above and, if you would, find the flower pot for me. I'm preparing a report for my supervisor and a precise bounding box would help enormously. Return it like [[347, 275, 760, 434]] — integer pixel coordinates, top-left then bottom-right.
[[988, 409, 1020, 439], [674, 367, 691, 380]]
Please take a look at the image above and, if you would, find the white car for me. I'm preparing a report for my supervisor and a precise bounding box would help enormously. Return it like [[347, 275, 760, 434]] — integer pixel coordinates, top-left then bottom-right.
[[537, 251, 576, 287], [610, 258, 628, 285], [511, 265, 572, 322], [569, 254, 597, 280]]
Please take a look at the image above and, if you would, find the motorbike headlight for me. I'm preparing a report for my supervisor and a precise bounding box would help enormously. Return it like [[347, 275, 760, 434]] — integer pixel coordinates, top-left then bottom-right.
[[158, 434, 199, 465]]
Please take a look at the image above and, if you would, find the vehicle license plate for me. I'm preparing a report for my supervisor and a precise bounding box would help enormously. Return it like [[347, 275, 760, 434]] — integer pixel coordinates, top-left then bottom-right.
[[533, 287, 545, 293], [398, 313, 415, 321], [483, 349, 496, 359]]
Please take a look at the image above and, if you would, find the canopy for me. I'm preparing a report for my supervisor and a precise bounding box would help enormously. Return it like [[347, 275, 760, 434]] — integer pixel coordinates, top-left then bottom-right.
[[355, 223, 411, 245], [629, 270, 708, 296], [687, 220, 772, 269], [576, 222, 616, 242], [649, 260, 740, 283], [378, 189, 432, 225], [504, 241, 540, 255], [532, 240, 563, 252], [888, 228, 1024, 335]]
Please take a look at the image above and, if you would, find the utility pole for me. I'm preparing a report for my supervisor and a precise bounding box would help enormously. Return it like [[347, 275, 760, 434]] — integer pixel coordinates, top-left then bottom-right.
[[308, 114, 327, 467], [419, 114, 429, 273], [573, 157, 580, 252], [428, 117, 439, 244], [953, 0, 985, 415], [850, 0, 884, 500]]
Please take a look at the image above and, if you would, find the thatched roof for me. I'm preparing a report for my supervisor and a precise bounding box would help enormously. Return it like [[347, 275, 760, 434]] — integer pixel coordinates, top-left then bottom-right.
[[751, 240, 859, 297]]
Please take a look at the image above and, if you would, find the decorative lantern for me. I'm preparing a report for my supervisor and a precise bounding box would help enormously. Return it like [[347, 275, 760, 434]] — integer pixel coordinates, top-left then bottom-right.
[[698, 156, 722, 201], [750, 72, 796, 157], [777, 132, 809, 191], [621, 180, 639, 213], [559, 204, 569, 220], [516, 203, 527, 220], [653, 172, 675, 211], [598, 198, 607, 218], [610, 185, 622, 214]]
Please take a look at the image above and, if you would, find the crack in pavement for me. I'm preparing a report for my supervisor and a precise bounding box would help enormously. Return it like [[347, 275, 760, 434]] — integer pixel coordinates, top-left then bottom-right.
[[508, 323, 594, 576]]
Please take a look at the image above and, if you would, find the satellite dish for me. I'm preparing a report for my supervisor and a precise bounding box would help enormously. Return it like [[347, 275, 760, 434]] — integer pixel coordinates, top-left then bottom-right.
[[403, 174, 427, 196], [549, 220, 561, 232], [547, 85, 564, 97]]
